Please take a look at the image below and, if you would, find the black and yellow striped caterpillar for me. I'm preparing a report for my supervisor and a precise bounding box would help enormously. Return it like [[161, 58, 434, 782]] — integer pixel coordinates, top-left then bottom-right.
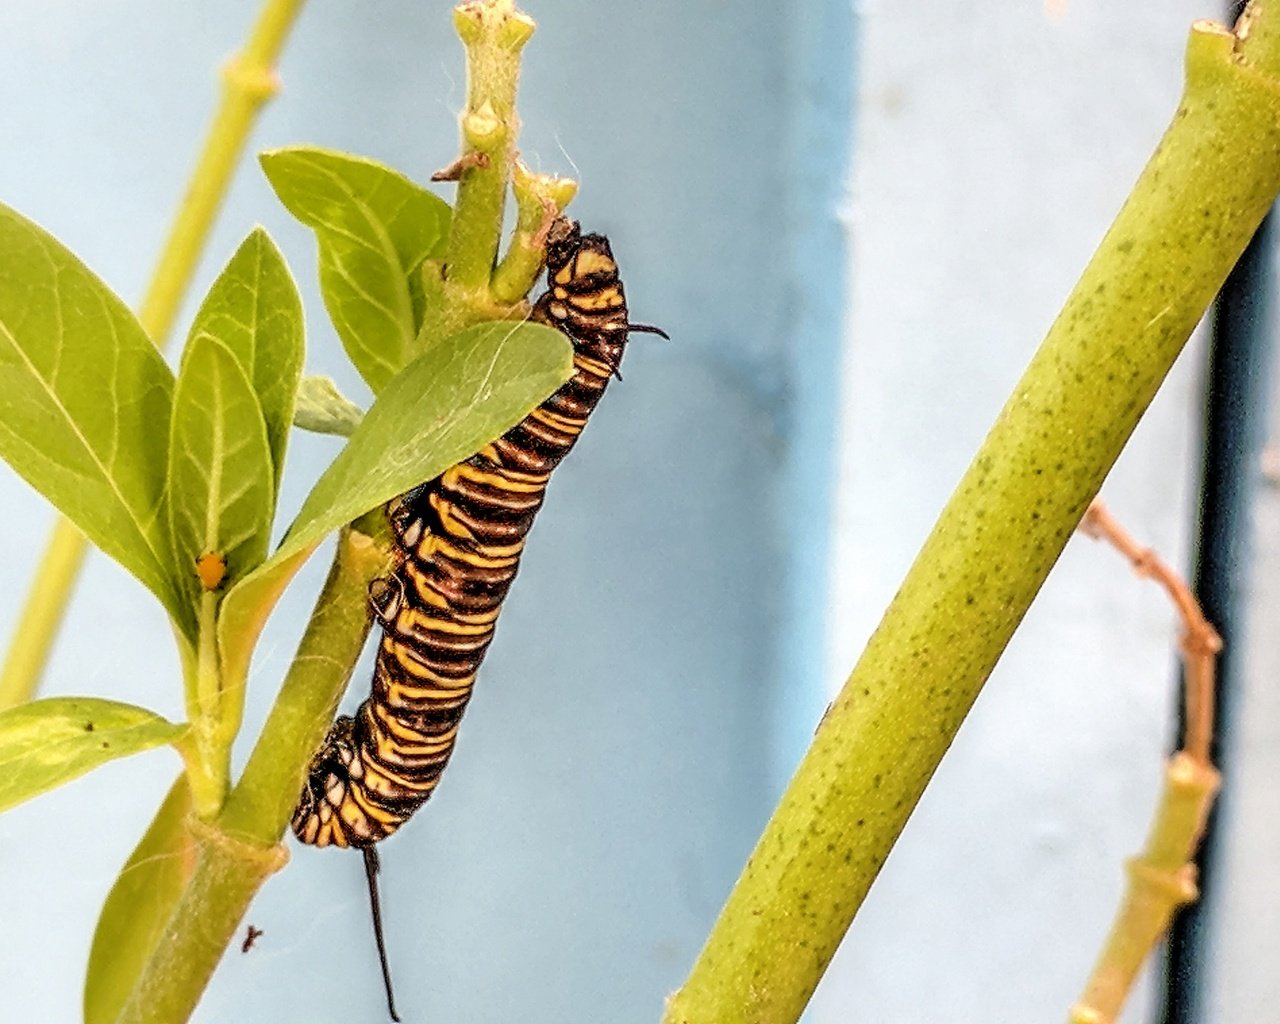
[[291, 218, 664, 1017], [292, 217, 664, 848]]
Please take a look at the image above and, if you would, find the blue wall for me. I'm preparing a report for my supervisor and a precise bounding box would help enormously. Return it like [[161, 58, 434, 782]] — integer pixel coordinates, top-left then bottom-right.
[[0, 2, 852, 1021]]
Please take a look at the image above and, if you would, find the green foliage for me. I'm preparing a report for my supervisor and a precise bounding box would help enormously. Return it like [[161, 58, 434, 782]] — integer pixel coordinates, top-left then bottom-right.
[[0, 698, 185, 814], [84, 775, 195, 1024], [293, 374, 364, 436], [0, 152, 570, 1011], [167, 336, 274, 623], [166, 229, 303, 625], [0, 144, 568, 814], [285, 321, 570, 541], [184, 229, 303, 496], [0, 203, 180, 624], [261, 146, 452, 391], [217, 319, 572, 689]]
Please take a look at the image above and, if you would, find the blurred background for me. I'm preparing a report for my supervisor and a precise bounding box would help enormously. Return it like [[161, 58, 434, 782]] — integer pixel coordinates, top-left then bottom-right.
[[0, 1, 1275, 1021]]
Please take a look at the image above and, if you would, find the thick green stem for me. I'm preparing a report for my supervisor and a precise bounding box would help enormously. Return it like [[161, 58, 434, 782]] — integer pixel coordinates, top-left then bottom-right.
[[114, 819, 287, 1024], [111, 525, 390, 1019], [0, 0, 308, 709], [664, 16, 1280, 1024]]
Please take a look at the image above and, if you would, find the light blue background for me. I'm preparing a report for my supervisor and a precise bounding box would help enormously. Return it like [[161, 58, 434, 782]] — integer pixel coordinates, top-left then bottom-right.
[[0, 2, 848, 1021]]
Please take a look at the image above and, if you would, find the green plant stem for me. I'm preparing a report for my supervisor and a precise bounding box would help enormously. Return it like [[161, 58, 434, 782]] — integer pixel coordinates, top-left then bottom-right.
[[0, 523, 87, 711], [221, 522, 392, 842], [187, 591, 229, 818], [443, 0, 534, 292], [663, 15, 1280, 1024], [114, 819, 287, 1024], [418, 1, 544, 347], [0, 0, 308, 711], [490, 161, 578, 303], [137, 0, 303, 345], [112, 525, 390, 1022], [1069, 754, 1220, 1024]]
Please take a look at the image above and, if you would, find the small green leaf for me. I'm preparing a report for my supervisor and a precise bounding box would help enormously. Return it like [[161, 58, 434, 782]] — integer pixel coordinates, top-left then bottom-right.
[[293, 374, 365, 437], [291, 320, 573, 548], [84, 774, 195, 1024], [185, 229, 303, 495], [0, 697, 185, 813], [0, 202, 179, 619], [218, 319, 572, 689], [260, 147, 451, 392], [166, 334, 274, 621]]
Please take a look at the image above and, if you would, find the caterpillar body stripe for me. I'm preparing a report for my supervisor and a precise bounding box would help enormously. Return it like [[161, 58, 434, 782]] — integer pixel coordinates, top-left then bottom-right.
[[292, 219, 665, 850]]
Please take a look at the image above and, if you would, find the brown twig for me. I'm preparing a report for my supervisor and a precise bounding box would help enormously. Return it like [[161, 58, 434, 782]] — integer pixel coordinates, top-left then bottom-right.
[[430, 151, 491, 182], [1079, 499, 1221, 765], [1069, 499, 1223, 1024]]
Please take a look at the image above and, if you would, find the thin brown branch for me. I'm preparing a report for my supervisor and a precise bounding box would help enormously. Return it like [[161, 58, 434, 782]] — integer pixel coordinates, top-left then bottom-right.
[[430, 151, 491, 182], [1080, 499, 1221, 764], [1070, 498, 1223, 1024]]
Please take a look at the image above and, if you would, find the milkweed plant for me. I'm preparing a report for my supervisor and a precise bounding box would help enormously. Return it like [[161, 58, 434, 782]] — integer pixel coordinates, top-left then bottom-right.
[[1, 2, 1279, 1023]]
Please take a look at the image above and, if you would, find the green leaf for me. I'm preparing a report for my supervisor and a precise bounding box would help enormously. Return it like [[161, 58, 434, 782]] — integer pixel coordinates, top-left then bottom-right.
[[84, 774, 195, 1024], [185, 228, 303, 495], [166, 334, 274, 622], [293, 374, 365, 437], [0, 697, 185, 814], [260, 146, 451, 392], [0, 202, 179, 619], [218, 319, 573, 689]]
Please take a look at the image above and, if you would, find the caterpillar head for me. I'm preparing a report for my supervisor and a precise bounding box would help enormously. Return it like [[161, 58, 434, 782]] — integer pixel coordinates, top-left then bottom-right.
[[535, 218, 667, 376]]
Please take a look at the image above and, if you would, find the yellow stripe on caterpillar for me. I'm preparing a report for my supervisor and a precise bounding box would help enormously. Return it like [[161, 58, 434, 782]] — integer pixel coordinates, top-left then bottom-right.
[[569, 285, 625, 311], [428, 492, 477, 539], [414, 532, 524, 569]]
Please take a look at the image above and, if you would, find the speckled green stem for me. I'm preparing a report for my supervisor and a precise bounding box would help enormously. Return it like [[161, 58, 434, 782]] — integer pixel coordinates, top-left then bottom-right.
[[664, 16, 1280, 1024]]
